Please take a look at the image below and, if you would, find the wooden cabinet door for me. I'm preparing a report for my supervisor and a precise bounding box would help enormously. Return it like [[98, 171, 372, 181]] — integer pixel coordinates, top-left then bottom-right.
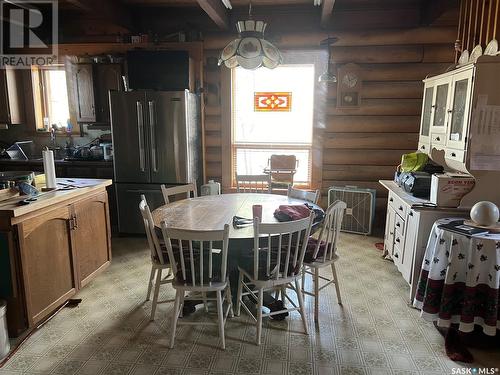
[[17, 206, 77, 326], [419, 83, 434, 146], [72, 192, 111, 287], [446, 69, 474, 150], [384, 205, 396, 256], [74, 64, 96, 123], [95, 64, 122, 123]]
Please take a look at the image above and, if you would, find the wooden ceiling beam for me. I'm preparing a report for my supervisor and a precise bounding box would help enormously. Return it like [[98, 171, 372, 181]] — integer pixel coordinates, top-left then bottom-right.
[[197, 0, 229, 30], [320, 0, 336, 28]]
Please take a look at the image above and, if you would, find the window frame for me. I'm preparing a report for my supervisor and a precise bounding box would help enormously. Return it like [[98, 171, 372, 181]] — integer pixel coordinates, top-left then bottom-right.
[[31, 65, 72, 133], [229, 66, 315, 189]]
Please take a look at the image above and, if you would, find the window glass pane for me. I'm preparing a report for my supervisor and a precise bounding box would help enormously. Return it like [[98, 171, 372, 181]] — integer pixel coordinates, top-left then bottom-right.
[[235, 148, 310, 183], [45, 69, 70, 128], [233, 65, 315, 144]]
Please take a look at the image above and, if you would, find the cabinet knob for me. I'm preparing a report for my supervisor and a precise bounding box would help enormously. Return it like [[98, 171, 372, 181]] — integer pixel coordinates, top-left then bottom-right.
[[399, 206, 403, 211], [435, 137, 440, 141], [421, 145, 426, 149], [389, 198, 394, 202], [451, 152, 456, 157], [409, 211, 414, 216], [447, 109, 453, 113], [396, 222, 400, 227], [396, 238, 400, 243], [394, 253, 399, 258]]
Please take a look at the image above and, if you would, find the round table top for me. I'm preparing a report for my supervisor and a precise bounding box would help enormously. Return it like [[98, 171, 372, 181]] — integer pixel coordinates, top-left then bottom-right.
[[151, 193, 320, 239]]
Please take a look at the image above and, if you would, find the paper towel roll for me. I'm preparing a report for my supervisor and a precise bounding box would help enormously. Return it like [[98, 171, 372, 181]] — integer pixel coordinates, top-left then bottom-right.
[[42, 149, 57, 189]]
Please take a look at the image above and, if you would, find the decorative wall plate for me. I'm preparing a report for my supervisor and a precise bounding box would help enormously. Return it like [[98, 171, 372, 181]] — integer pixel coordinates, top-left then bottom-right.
[[469, 45, 483, 63], [485, 39, 499, 56], [458, 50, 469, 66]]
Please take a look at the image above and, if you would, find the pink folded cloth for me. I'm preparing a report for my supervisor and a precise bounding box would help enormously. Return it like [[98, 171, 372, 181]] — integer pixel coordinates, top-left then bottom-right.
[[274, 204, 311, 222]]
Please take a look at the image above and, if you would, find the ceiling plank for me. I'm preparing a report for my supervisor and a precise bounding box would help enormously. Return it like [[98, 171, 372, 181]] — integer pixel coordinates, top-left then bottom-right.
[[320, 0, 336, 28], [421, 0, 458, 25], [64, 0, 133, 31], [197, 0, 229, 30]]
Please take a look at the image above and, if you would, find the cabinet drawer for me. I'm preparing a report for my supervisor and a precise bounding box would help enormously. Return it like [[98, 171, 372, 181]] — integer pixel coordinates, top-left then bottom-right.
[[392, 242, 403, 267], [388, 192, 407, 218], [431, 133, 446, 147], [445, 148, 465, 163], [395, 214, 405, 236], [418, 141, 429, 154]]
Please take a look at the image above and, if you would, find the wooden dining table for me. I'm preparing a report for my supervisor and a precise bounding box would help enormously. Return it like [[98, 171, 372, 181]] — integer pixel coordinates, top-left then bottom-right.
[[151, 192, 321, 238]]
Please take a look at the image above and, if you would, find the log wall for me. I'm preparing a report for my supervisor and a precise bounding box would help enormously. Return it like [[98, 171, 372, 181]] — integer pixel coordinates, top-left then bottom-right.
[[202, 14, 458, 231]]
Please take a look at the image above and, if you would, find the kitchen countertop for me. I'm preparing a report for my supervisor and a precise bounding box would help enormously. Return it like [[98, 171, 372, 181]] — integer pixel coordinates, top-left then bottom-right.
[[0, 178, 112, 222], [0, 158, 113, 167]]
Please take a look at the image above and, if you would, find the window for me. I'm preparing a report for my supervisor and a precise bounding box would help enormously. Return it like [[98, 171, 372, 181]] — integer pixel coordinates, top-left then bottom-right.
[[32, 65, 70, 131], [232, 64, 315, 187]]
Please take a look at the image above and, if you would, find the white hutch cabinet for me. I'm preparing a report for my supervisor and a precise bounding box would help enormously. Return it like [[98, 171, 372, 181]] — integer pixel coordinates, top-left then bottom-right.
[[381, 56, 500, 301]]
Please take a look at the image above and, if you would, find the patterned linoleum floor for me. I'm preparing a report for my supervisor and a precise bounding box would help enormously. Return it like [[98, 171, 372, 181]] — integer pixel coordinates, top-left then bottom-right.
[[1, 234, 499, 375]]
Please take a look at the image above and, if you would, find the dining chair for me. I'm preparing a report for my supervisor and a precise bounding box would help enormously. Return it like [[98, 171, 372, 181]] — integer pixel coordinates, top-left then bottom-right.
[[236, 213, 315, 345], [160, 222, 233, 349], [287, 185, 320, 204], [161, 182, 197, 204], [302, 200, 346, 322], [139, 195, 175, 321], [266, 154, 298, 189], [236, 174, 271, 193]]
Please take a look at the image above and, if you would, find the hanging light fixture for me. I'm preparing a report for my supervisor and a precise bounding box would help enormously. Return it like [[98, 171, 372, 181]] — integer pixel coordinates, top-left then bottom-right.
[[318, 37, 338, 83], [218, 0, 282, 70]]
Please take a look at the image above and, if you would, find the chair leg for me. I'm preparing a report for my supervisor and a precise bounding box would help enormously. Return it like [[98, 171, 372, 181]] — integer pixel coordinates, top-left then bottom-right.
[[150, 269, 162, 321], [216, 290, 226, 350], [170, 290, 181, 349], [301, 267, 306, 293], [331, 263, 342, 305], [236, 271, 244, 317], [179, 291, 185, 318], [256, 288, 263, 346], [226, 285, 234, 318], [202, 292, 209, 312], [146, 266, 155, 301], [295, 279, 309, 335], [314, 268, 319, 322]]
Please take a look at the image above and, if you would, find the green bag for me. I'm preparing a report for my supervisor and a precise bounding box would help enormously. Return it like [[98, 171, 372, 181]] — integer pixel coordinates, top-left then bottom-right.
[[400, 152, 428, 172]]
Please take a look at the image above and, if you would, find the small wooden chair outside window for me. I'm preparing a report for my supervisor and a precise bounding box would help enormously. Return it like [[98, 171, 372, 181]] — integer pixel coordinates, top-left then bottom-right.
[[161, 182, 197, 204], [302, 200, 346, 322], [236, 213, 314, 345], [139, 195, 175, 321], [161, 222, 234, 349], [235, 174, 271, 193], [287, 185, 320, 205], [264, 154, 298, 189]]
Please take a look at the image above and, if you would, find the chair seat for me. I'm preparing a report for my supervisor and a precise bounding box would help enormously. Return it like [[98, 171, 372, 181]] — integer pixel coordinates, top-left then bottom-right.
[[237, 265, 298, 288]]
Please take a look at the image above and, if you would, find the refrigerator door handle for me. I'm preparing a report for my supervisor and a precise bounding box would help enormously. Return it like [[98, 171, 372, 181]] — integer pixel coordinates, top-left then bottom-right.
[[136, 101, 146, 172], [172, 99, 181, 181], [148, 100, 158, 172]]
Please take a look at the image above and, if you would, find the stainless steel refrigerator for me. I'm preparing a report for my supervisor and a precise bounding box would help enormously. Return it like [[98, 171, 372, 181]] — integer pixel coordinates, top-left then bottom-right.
[[110, 90, 201, 233]]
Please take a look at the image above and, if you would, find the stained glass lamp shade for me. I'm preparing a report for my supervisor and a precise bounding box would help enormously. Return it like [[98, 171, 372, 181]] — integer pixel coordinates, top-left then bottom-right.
[[219, 20, 282, 70]]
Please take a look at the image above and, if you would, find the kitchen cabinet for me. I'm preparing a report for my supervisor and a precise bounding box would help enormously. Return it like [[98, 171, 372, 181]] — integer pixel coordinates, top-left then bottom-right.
[[69, 63, 122, 124], [71, 192, 111, 287], [0, 179, 112, 335], [380, 181, 467, 301], [17, 206, 77, 326], [95, 64, 122, 123], [73, 64, 96, 123], [0, 67, 25, 124], [446, 69, 473, 151]]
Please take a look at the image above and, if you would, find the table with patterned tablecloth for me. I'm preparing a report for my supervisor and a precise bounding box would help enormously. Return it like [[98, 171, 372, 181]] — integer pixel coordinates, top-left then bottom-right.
[[413, 218, 500, 335]]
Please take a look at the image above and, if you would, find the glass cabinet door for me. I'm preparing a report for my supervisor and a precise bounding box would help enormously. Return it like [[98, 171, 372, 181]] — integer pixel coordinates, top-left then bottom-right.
[[432, 80, 450, 132], [420, 86, 434, 138], [447, 69, 473, 150]]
